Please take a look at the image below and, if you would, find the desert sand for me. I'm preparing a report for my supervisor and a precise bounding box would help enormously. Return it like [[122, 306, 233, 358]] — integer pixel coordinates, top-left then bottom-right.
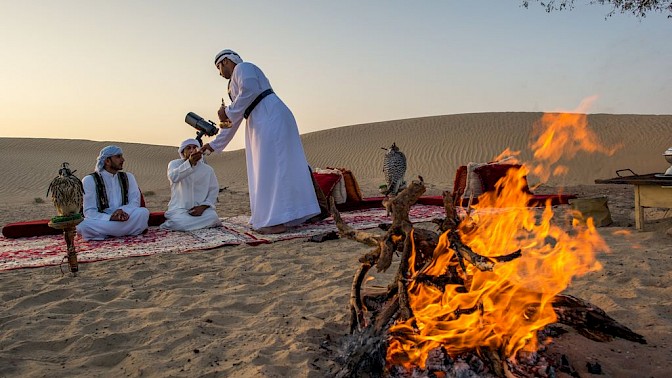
[[1, 112, 672, 377]]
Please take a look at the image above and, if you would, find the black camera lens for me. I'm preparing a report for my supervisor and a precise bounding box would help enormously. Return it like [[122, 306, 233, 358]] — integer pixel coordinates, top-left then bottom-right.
[[185, 112, 218, 136]]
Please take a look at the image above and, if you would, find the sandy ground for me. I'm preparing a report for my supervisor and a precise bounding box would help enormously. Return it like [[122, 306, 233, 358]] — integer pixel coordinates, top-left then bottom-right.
[[1, 112, 672, 377]]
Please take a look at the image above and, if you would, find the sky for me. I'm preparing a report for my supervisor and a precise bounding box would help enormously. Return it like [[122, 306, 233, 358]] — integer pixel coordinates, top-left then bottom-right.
[[1, 1, 670, 150]]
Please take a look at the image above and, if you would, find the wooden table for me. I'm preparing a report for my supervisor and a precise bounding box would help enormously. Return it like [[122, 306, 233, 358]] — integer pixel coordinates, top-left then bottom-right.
[[595, 173, 672, 231]]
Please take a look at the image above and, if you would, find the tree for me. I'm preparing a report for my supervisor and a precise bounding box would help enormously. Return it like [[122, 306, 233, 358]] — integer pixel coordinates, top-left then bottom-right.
[[521, 0, 672, 18]]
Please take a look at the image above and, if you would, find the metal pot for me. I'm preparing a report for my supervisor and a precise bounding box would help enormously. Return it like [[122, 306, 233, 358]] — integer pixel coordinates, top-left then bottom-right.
[[664, 147, 672, 164]]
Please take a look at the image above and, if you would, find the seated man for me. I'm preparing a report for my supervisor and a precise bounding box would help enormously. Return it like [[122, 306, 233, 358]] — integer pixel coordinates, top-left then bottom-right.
[[160, 139, 222, 231], [77, 145, 150, 240]]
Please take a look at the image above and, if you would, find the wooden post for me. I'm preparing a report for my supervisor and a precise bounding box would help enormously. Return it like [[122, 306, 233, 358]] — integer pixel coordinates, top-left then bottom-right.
[[634, 185, 644, 231], [48, 218, 83, 275]]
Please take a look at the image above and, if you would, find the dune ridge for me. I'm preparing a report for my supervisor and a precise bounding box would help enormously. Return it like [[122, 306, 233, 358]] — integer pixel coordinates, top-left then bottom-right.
[[1, 112, 671, 377], [3, 113, 671, 207]]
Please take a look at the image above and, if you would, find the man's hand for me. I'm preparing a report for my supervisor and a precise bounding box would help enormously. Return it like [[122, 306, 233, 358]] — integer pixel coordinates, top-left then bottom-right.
[[110, 209, 129, 222], [219, 119, 232, 129], [188, 150, 203, 166], [188, 205, 209, 217], [200, 143, 214, 155]]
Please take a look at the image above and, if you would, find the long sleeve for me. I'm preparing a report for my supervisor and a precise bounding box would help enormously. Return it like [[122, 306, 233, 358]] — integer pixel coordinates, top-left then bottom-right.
[[202, 168, 220, 208], [167, 159, 196, 184], [209, 62, 272, 153], [208, 118, 243, 152]]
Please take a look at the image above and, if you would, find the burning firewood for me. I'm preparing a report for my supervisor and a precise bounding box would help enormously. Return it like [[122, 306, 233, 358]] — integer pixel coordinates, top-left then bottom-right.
[[329, 178, 645, 378], [550, 294, 646, 344], [330, 178, 440, 329]]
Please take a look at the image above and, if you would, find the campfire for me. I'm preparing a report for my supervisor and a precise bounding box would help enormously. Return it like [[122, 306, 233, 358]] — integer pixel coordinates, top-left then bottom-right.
[[329, 106, 644, 377]]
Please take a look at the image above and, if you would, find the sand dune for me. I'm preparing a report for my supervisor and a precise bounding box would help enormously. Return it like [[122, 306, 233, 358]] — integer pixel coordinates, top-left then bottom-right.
[[1, 112, 672, 377], [3, 113, 672, 208], [302, 113, 672, 190]]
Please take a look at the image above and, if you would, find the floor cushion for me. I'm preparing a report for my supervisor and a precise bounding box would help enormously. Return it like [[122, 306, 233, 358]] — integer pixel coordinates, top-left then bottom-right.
[[312, 172, 343, 199], [452, 163, 575, 207], [2, 219, 63, 238], [2, 212, 166, 239], [327, 167, 364, 204]]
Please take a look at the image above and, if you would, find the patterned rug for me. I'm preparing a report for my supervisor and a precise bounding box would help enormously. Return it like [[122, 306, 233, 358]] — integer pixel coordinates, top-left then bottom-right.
[[223, 204, 447, 243], [0, 205, 445, 272], [0, 225, 255, 272]]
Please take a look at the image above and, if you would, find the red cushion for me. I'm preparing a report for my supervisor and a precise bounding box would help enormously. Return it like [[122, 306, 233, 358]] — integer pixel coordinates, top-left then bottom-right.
[[451, 164, 576, 208], [2, 189, 161, 239], [2, 211, 166, 239], [452, 166, 469, 195], [312, 172, 342, 198], [2, 219, 62, 238], [473, 164, 533, 194], [148, 212, 165, 227]]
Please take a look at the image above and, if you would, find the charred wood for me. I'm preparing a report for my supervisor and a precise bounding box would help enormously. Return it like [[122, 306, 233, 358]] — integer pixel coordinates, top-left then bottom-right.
[[329, 197, 381, 248], [551, 294, 646, 344], [377, 178, 427, 272], [350, 263, 372, 333]]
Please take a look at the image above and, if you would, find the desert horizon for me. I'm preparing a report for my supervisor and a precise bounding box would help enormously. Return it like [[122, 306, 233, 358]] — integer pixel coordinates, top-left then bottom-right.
[[3, 112, 672, 206], [1, 111, 672, 377]]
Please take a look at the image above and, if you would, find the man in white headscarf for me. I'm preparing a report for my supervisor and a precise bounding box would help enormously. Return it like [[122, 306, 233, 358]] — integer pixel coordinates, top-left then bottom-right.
[[201, 49, 322, 234], [161, 139, 222, 231], [76, 145, 150, 240]]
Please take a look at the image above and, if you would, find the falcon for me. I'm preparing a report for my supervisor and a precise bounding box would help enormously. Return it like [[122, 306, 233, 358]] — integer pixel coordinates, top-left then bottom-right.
[[47, 162, 84, 216], [381, 142, 407, 196]]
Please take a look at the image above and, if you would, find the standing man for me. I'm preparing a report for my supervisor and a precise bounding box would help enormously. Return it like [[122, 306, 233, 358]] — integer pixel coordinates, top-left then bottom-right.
[[77, 145, 150, 240], [161, 138, 222, 231], [201, 49, 321, 234]]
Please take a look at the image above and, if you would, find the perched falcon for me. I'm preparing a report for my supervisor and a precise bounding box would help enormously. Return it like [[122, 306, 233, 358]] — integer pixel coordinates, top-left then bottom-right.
[[381, 142, 407, 196], [47, 162, 84, 216]]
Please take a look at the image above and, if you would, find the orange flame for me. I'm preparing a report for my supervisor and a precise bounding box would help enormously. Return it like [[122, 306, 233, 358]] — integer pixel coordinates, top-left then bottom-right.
[[530, 96, 622, 182], [386, 101, 616, 369]]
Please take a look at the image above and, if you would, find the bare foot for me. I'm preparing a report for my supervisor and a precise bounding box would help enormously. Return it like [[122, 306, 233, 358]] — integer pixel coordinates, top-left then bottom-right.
[[254, 224, 287, 234]]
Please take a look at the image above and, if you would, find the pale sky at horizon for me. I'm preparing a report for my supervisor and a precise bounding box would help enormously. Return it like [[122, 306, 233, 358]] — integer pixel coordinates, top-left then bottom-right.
[[1, 1, 670, 150]]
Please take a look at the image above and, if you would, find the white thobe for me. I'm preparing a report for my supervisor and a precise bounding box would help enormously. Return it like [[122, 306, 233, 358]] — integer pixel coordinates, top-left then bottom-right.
[[209, 61, 320, 229], [77, 170, 150, 241], [160, 158, 222, 231]]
